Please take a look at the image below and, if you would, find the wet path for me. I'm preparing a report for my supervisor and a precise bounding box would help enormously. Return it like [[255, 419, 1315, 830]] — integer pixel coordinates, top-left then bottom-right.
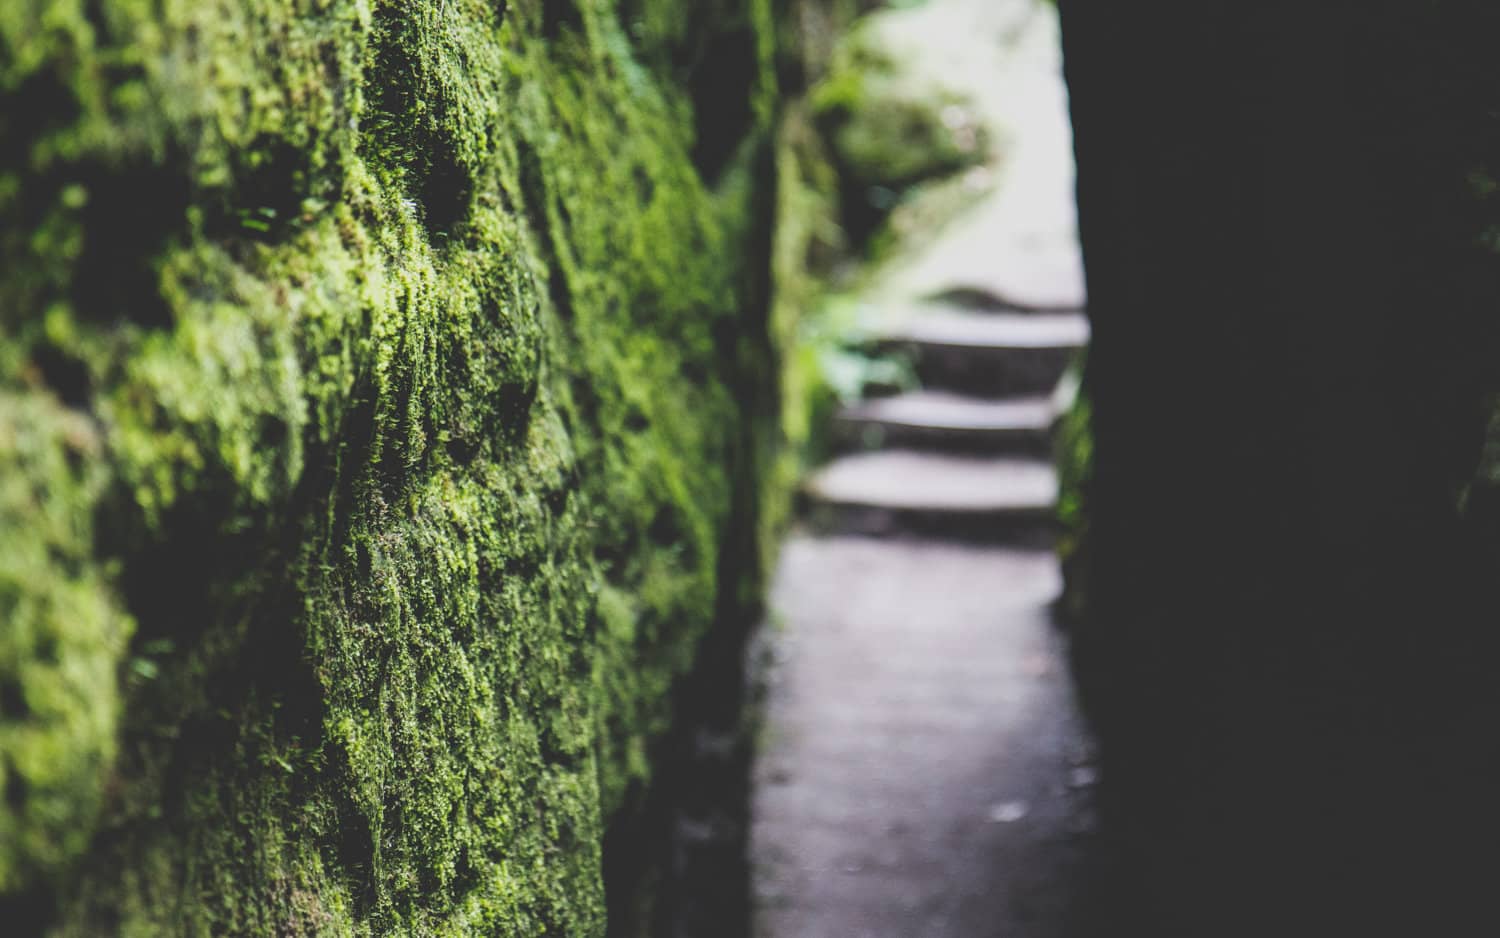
[[752, 539, 1094, 937], [749, 3, 1097, 935]]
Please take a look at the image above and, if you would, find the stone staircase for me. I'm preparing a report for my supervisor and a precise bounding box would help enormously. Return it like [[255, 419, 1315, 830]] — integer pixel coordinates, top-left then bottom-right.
[[804, 300, 1089, 544], [752, 290, 1098, 938]]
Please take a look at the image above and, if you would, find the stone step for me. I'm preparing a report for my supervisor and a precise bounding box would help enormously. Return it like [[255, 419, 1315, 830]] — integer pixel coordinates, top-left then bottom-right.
[[925, 257, 1087, 313], [833, 390, 1055, 456], [873, 308, 1088, 397], [801, 450, 1058, 544]]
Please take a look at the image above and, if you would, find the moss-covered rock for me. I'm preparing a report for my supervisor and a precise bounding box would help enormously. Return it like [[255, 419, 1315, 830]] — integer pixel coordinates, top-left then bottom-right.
[[0, 0, 798, 932], [0, 394, 131, 893], [808, 10, 990, 246], [814, 33, 985, 191]]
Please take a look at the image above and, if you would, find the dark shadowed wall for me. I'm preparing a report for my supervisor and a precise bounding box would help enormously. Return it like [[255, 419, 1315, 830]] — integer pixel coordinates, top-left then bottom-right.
[[1060, 2, 1500, 933]]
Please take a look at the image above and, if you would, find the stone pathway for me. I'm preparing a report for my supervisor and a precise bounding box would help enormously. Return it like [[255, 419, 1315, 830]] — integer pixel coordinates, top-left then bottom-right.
[[750, 3, 1098, 936]]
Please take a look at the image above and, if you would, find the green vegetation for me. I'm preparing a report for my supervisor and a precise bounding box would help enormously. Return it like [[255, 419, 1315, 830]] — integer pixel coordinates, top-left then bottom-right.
[[813, 25, 986, 196], [1053, 370, 1091, 627], [0, 0, 795, 933], [805, 8, 990, 257]]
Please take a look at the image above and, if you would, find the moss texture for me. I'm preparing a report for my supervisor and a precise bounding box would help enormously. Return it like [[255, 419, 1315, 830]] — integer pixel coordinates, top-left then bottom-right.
[[0, 0, 797, 933]]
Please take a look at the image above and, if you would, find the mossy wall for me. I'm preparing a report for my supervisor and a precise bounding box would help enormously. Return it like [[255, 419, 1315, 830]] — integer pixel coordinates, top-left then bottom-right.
[[0, 0, 802, 933]]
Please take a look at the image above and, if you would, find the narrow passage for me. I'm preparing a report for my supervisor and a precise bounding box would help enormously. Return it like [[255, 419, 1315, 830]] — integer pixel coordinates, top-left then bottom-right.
[[750, 6, 1097, 935]]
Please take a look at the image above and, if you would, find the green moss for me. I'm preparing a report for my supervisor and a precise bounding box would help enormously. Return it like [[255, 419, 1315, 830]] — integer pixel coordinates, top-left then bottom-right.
[[812, 17, 987, 195], [1054, 369, 1092, 627], [0, 395, 132, 892], [1, 0, 801, 932]]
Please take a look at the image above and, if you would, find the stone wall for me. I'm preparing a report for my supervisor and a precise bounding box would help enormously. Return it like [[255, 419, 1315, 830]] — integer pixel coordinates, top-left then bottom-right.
[[1058, 2, 1500, 932], [0, 0, 811, 933]]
